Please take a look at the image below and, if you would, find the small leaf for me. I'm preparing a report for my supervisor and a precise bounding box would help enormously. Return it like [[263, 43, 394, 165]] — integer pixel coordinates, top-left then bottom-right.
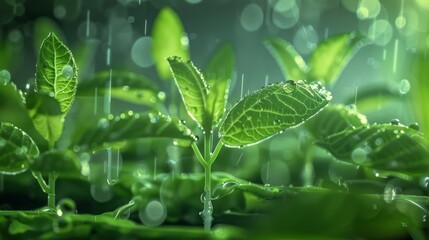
[[204, 43, 235, 128], [306, 104, 367, 139], [25, 92, 63, 148], [168, 56, 208, 129], [78, 70, 163, 106], [307, 32, 367, 85], [0, 122, 39, 174], [317, 123, 429, 175], [30, 150, 81, 177], [36, 32, 78, 116], [263, 37, 308, 80], [76, 112, 197, 150], [152, 7, 189, 80], [219, 80, 332, 148]]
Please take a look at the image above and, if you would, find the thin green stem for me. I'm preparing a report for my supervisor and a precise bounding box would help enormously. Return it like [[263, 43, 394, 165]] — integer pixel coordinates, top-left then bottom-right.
[[202, 131, 213, 231], [31, 171, 50, 194], [191, 142, 207, 168], [47, 172, 58, 209], [209, 141, 223, 165], [204, 132, 211, 161]]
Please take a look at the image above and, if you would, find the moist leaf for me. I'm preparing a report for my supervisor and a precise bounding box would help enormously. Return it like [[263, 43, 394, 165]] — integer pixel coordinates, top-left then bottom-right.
[[307, 32, 367, 85], [264, 37, 308, 80], [35, 32, 78, 116], [152, 7, 189, 80], [204, 43, 235, 128], [0, 122, 39, 174], [317, 123, 429, 175], [168, 56, 208, 130], [219, 80, 331, 148]]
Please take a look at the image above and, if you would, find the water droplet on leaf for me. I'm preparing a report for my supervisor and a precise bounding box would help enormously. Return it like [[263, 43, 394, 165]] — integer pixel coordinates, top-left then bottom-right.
[[61, 65, 74, 78]]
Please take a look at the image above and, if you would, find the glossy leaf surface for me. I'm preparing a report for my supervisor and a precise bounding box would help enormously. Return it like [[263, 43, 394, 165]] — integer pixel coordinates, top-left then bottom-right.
[[220, 80, 331, 147], [0, 122, 39, 174]]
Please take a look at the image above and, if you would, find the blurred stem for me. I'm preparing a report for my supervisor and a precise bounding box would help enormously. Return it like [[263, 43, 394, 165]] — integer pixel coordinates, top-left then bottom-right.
[[31, 171, 58, 209], [202, 131, 213, 231]]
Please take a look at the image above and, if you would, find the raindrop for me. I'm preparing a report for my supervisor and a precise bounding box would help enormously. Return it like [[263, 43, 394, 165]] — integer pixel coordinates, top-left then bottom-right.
[[395, 16, 406, 29], [374, 137, 383, 146], [212, 181, 239, 200], [419, 176, 429, 188], [240, 3, 264, 32], [97, 118, 110, 128], [384, 184, 396, 203], [356, 0, 380, 19], [0, 70, 11, 85], [90, 183, 113, 203], [106, 148, 122, 185], [181, 33, 189, 48], [283, 80, 296, 93], [272, 0, 299, 29], [61, 65, 74, 78], [390, 119, 400, 125], [408, 123, 419, 131], [139, 200, 167, 226], [368, 19, 393, 46], [56, 198, 77, 216], [351, 147, 367, 164], [398, 79, 410, 94], [131, 37, 154, 67]]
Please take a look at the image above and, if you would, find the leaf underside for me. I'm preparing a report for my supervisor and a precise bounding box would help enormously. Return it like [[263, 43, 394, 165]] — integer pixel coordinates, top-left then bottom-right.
[[317, 124, 429, 175], [0, 122, 39, 174], [219, 80, 332, 148], [77, 112, 198, 150], [168, 56, 208, 129], [35, 32, 78, 116], [204, 43, 235, 128]]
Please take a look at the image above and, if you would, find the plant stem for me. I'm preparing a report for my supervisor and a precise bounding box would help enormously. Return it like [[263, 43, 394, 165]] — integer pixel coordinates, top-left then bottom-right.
[[47, 172, 58, 209], [202, 131, 213, 231]]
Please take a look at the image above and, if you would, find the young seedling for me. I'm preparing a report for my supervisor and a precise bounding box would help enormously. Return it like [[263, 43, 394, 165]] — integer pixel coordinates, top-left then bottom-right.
[[168, 53, 332, 230]]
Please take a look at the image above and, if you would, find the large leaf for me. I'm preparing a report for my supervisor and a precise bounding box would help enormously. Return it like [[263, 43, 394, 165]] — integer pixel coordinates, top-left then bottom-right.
[[306, 104, 367, 140], [35, 32, 78, 116], [152, 7, 189, 80], [0, 122, 39, 174], [317, 123, 429, 175], [219, 80, 332, 148], [25, 92, 63, 148], [168, 56, 208, 130], [76, 112, 198, 150], [307, 32, 367, 85], [78, 70, 163, 106], [263, 37, 308, 80], [204, 43, 235, 128], [30, 149, 81, 177]]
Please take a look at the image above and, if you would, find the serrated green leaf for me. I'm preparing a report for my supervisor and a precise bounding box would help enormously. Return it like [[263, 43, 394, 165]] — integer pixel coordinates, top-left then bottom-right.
[[219, 80, 332, 148], [263, 37, 308, 80], [36, 32, 78, 116], [25, 92, 63, 148], [317, 124, 429, 175], [204, 43, 235, 128], [168, 56, 208, 129], [76, 112, 197, 150], [152, 7, 189, 80], [30, 149, 81, 176], [307, 32, 367, 85], [0, 122, 39, 174], [78, 69, 163, 106], [306, 104, 367, 139]]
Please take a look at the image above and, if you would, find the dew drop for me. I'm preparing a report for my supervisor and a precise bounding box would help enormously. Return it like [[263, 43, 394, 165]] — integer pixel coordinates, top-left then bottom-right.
[[0, 70, 11, 85], [390, 119, 400, 125], [383, 184, 396, 203], [97, 118, 110, 128], [351, 147, 367, 164], [419, 176, 429, 188], [283, 80, 296, 94], [398, 79, 410, 94], [131, 36, 154, 68], [56, 198, 77, 216], [240, 3, 264, 32], [408, 123, 420, 131], [90, 183, 113, 203], [61, 65, 74, 78]]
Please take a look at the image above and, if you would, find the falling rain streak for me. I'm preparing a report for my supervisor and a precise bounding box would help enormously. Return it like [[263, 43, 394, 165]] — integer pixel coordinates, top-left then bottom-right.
[[86, 10, 90, 37], [240, 73, 244, 99], [393, 39, 399, 73], [144, 19, 148, 35]]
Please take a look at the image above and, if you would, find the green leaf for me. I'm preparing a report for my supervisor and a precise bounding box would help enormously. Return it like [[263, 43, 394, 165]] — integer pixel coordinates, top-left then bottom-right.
[[343, 84, 402, 112], [30, 150, 81, 177], [219, 80, 332, 148], [263, 37, 308, 80], [35, 32, 78, 116], [307, 32, 367, 85], [152, 7, 189, 80], [25, 92, 63, 148], [317, 123, 429, 175], [306, 104, 367, 140], [168, 56, 208, 130], [0, 122, 39, 174], [76, 112, 198, 150], [204, 43, 235, 127], [78, 69, 163, 106]]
